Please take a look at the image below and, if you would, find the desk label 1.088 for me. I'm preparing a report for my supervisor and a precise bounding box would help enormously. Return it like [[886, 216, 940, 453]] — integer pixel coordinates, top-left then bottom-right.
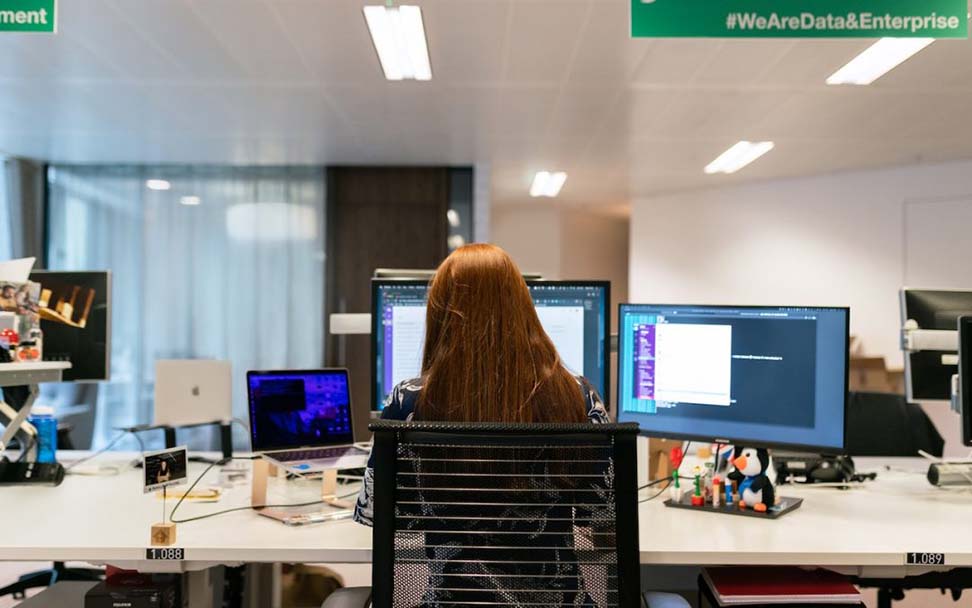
[[906, 552, 945, 565], [146, 548, 185, 561]]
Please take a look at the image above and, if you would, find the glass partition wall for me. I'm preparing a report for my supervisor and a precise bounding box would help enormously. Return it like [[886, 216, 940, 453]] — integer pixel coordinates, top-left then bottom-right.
[[46, 166, 327, 448]]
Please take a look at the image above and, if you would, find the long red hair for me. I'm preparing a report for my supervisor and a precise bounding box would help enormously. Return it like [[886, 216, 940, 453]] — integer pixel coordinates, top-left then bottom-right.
[[417, 243, 587, 423]]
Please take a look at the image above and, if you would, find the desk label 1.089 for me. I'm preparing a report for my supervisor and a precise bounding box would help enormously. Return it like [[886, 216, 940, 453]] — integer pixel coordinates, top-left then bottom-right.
[[146, 548, 185, 561], [906, 552, 945, 565]]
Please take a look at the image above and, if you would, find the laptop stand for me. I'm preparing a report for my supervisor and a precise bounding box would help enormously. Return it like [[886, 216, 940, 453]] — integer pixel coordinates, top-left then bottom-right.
[[251, 459, 355, 525]]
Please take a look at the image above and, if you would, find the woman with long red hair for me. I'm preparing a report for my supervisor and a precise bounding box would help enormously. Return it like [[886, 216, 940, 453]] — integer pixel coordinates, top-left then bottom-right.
[[354, 242, 607, 522]]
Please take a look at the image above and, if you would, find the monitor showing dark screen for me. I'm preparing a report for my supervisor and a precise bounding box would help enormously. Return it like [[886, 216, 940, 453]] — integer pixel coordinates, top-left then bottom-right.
[[28, 271, 111, 382], [617, 304, 849, 453], [246, 369, 353, 452], [960, 316, 972, 448], [901, 289, 972, 401], [371, 280, 610, 411]]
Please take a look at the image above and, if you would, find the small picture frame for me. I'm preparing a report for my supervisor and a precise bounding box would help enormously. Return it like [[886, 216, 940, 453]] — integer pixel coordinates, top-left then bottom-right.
[[143, 446, 188, 494]]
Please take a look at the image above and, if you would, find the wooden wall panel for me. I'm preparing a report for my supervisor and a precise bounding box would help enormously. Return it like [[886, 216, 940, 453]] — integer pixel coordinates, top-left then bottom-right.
[[326, 167, 449, 439]]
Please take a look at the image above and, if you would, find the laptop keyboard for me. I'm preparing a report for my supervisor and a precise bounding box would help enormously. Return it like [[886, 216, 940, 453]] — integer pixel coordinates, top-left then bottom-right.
[[272, 446, 367, 462]]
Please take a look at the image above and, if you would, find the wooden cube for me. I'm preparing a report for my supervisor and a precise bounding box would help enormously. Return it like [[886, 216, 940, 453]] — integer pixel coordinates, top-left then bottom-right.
[[150, 522, 177, 546]]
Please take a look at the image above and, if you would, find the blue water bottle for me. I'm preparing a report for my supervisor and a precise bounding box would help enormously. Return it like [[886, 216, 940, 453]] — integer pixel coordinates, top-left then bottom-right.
[[28, 405, 57, 463]]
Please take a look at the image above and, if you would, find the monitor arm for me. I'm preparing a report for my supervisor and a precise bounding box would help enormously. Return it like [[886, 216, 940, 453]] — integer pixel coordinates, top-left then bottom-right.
[[901, 320, 958, 353], [0, 384, 40, 461]]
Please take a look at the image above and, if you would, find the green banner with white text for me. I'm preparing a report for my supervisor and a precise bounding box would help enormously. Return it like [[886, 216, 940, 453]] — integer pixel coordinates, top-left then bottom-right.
[[631, 0, 968, 38], [0, 0, 55, 33]]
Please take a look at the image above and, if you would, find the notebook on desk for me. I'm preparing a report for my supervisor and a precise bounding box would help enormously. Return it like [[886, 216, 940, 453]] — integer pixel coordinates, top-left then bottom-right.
[[246, 369, 369, 473], [700, 567, 862, 606]]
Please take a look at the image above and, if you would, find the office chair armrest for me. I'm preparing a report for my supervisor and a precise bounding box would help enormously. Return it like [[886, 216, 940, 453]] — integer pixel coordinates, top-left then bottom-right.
[[321, 587, 372, 608]]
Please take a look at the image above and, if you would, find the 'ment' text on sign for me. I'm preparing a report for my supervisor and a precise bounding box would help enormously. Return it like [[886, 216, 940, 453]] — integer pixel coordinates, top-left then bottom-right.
[[0, 0, 56, 33]]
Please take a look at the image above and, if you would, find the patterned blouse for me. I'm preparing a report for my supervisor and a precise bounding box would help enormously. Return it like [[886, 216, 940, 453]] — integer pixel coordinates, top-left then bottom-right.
[[353, 374, 609, 527]]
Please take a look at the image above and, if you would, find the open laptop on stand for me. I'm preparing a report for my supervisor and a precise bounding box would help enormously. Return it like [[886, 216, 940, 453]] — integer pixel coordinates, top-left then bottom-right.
[[247, 369, 369, 525], [247, 368, 369, 471]]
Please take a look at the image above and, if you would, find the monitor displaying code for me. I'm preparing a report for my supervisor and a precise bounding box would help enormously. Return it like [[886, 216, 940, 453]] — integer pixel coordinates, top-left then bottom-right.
[[618, 304, 848, 452], [373, 280, 609, 410]]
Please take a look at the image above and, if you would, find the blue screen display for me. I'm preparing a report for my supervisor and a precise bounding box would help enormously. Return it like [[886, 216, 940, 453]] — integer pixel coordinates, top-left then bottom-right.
[[247, 370, 353, 451], [373, 280, 609, 410], [617, 304, 848, 452]]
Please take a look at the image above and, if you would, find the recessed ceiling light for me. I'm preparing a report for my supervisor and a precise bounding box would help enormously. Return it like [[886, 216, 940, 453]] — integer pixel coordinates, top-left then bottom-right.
[[704, 141, 775, 175], [530, 171, 568, 198], [827, 38, 934, 86], [145, 179, 171, 191], [363, 5, 432, 81], [180, 195, 201, 206]]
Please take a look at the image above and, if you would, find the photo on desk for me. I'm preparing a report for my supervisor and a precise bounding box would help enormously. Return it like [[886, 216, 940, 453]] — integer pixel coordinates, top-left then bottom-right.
[[143, 446, 189, 494]]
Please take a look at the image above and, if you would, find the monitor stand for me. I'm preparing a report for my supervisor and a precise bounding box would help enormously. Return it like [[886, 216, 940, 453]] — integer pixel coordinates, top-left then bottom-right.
[[162, 420, 234, 462]]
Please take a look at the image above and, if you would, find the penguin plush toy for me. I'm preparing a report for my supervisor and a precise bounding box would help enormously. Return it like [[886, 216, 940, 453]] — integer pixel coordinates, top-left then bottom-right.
[[727, 446, 775, 512]]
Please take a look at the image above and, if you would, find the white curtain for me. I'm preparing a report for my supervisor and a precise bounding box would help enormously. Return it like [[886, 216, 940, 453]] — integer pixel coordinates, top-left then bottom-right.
[[46, 166, 327, 447]]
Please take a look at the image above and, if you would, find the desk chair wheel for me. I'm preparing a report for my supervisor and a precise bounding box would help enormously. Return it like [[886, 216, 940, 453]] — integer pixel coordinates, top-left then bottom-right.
[[644, 591, 691, 608]]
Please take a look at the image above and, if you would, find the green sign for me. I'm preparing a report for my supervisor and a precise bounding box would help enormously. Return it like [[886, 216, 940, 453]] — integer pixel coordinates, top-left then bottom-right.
[[631, 0, 968, 38], [0, 0, 55, 33]]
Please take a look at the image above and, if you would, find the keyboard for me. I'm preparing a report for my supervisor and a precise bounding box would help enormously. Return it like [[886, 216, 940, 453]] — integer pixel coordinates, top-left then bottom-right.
[[270, 446, 367, 462]]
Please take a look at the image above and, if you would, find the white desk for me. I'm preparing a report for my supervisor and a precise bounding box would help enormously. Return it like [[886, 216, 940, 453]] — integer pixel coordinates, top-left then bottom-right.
[[0, 454, 372, 574], [638, 458, 972, 575], [1, 456, 969, 576]]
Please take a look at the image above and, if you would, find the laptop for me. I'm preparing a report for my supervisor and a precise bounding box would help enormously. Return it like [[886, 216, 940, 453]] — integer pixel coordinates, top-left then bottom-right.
[[154, 360, 232, 427], [246, 368, 369, 472]]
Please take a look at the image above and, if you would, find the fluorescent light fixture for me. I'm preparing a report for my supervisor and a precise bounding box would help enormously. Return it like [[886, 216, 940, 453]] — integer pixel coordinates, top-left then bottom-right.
[[529, 171, 568, 198], [180, 195, 201, 206], [826, 38, 934, 86], [363, 5, 432, 81], [145, 179, 171, 191], [705, 141, 775, 175]]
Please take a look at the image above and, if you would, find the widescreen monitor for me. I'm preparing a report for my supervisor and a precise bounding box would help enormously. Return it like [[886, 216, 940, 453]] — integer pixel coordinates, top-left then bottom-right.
[[372, 279, 610, 411], [617, 304, 849, 453], [28, 271, 111, 382], [900, 288, 972, 402]]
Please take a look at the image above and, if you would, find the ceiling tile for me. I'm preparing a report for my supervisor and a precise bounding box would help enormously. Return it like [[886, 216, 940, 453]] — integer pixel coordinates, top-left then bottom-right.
[[189, 0, 311, 81], [504, 1, 588, 84]]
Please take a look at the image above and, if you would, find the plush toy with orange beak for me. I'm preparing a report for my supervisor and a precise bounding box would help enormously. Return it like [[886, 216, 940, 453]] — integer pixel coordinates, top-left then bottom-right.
[[727, 446, 775, 513]]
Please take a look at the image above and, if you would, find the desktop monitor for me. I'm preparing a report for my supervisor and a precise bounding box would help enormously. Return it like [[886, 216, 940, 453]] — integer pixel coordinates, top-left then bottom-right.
[[28, 271, 111, 382], [371, 279, 610, 411], [617, 304, 849, 453], [900, 289, 972, 402], [960, 316, 972, 448]]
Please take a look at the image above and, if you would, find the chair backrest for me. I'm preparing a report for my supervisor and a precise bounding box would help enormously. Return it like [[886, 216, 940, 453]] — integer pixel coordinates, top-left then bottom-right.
[[370, 420, 641, 608], [846, 391, 944, 457]]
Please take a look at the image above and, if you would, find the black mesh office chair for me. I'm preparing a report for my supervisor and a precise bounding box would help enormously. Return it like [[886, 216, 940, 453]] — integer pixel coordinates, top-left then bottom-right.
[[324, 420, 643, 608], [845, 391, 944, 457]]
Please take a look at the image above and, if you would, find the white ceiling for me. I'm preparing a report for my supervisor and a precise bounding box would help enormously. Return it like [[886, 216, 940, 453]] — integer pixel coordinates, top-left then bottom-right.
[[1, 0, 971, 210]]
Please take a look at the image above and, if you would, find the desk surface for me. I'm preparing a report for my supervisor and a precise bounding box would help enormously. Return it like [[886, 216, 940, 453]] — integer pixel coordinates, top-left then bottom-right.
[[0, 453, 372, 572], [0, 455, 969, 572], [638, 458, 972, 570]]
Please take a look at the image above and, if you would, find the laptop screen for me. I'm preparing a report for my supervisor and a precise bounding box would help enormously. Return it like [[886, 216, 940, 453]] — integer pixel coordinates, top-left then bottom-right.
[[247, 369, 354, 452]]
